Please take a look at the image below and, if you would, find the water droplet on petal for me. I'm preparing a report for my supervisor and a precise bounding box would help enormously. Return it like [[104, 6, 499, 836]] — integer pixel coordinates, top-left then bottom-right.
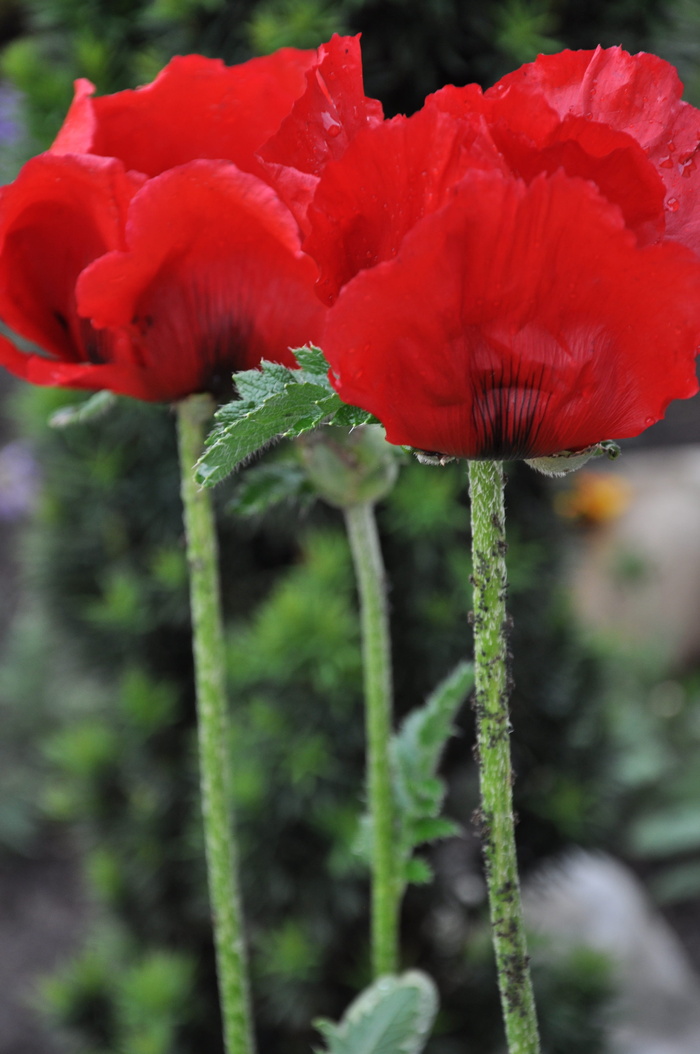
[[665, 196, 680, 212], [667, 139, 676, 152], [645, 416, 655, 427], [327, 123, 341, 139], [659, 156, 674, 169]]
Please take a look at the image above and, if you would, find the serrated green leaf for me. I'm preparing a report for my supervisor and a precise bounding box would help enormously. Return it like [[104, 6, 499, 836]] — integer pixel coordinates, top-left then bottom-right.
[[198, 346, 383, 486], [314, 971, 438, 1054], [332, 402, 379, 428], [235, 362, 290, 402], [293, 344, 332, 380], [196, 385, 337, 485], [393, 662, 473, 886], [355, 663, 472, 888], [49, 390, 117, 428], [405, 859, 434, 885], [227, 462, 313, 517]]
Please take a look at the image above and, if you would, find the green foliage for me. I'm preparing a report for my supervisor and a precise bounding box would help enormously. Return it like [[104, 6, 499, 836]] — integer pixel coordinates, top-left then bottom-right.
[[226, 457, 315, 518], [393, 662, 473, 887], [42, 925, 194, 1054], [357, 662, 474, 888], [315, 972, 438, 1054], [494, 0, 563, 64], [196, 347, 376, 487], [249, 0, 346, 53], [532, 946, 613, 1054], [49, 390, 118, 429]]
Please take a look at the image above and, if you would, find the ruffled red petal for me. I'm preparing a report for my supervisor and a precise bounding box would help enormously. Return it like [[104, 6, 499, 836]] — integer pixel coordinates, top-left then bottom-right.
[[428, 79, 666, 243], [259, 34, 383, 228], [77, 160, 325, 401], [0, 153, 142, 385], [304, 106, 507, 303], [322, 169, 700, 459], [490, 47, 700, 253], [52, 50, 316, 181]]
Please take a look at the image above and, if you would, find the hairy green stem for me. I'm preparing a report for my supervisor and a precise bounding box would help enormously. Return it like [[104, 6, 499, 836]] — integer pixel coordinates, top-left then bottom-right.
[[468, 460, 541, 1054], [344, 501, 399, 977], [177, 394, 255, 1054]]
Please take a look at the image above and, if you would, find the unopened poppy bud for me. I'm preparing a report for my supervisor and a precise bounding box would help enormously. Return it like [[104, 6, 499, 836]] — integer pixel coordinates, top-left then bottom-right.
[[298, 425, 399, 508]]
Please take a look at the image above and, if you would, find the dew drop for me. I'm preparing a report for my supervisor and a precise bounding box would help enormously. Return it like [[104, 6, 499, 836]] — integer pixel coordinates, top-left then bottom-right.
[[680, 156, 696, 177], [327, 123, 341, 139], [667, 139, 676, 152], [645, 416, 655, 427], [659, 155, 674, 169], [665, 196, 680, 212]]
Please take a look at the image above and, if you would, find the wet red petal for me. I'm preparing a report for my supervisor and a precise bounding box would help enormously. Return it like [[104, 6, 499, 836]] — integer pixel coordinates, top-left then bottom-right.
[[322, 169, 700, 459], [259, 35, 383, 228], [0, 153, 141, 376], [77, 161, 325, 401], [52, 50, 316, 181], [491, 47, 700, 253], [305, 105, 506, 303]]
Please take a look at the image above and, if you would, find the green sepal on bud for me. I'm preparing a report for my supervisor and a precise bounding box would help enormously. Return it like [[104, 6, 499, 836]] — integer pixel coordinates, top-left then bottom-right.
[[525, 440, 621, 477], [297, 424, 399, 508]]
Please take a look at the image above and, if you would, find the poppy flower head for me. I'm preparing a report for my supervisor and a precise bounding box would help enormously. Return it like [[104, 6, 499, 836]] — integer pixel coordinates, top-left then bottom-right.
[[311, 48, 700, 462], [0, 40, 377, 400]]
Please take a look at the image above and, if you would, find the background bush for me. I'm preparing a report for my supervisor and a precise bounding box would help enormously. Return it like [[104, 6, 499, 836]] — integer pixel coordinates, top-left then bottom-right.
[[1, 1, 699, 1052]]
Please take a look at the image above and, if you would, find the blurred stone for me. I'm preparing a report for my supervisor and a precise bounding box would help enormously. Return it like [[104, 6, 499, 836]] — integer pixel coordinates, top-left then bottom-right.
[[564, 447, 700, 663], [524, 852, 700, 1054]]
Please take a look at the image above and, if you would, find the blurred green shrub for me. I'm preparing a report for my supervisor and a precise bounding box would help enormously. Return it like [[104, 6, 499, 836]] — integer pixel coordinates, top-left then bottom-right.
[[1, 0, 696, 1052]]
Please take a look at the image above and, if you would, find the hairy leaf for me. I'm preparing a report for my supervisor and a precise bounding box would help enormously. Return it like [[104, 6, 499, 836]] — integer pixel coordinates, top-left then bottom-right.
[[226, 461, 314, 517], [196, 346, 377, 486], [393, 661, 473, 882], [315, 971, 438, 1054], [49, 390, 117, 428]]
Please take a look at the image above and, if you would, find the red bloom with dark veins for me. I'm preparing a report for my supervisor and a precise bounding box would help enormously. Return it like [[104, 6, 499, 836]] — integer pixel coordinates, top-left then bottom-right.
[[309, 49, 700, 462], [0, 38, 375, 401]]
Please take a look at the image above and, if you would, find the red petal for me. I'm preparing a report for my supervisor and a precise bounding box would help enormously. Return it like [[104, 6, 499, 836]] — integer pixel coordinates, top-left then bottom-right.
[[77, 161, 325, 401], [491, 47, 700, 253], [259, 34, 383, 228], [0, 153, 141, 376], [305, 105, 507, 303], [52, 50, 316, 181], [430, 77, 665, 242], [322, 169, 700, 459]]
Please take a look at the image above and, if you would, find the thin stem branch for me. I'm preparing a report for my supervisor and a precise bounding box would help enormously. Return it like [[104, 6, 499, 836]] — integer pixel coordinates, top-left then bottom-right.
[[177, 394, 255, 1054], [468, 460, 541, 1054], [344, 500, 399, 977]]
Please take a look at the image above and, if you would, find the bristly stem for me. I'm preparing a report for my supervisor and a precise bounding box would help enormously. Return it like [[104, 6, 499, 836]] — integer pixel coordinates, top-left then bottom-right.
[[344, 500, 399, 977], [177, 394, 255, 1054], [467, 460, 541, 1054]]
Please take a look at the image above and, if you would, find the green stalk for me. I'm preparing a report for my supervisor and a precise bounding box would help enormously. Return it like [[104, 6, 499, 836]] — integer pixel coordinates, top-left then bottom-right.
[[467, 460, 541, 1054], [344, 501, 399, 977], [177, 394, 255, 1054]]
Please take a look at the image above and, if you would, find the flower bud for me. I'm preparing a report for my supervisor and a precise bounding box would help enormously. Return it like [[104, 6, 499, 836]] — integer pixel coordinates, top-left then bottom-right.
[[298, 425, 399, 508]]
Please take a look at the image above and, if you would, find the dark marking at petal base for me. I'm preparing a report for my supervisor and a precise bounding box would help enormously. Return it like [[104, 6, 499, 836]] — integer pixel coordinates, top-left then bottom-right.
[[53, 310, 69, 332], [470, 361, 552, 460]]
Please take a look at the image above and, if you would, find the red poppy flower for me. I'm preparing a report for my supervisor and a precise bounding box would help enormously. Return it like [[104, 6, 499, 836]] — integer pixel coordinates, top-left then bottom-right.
[[310, 49, 700, 461], [0, 38, 375, 401]]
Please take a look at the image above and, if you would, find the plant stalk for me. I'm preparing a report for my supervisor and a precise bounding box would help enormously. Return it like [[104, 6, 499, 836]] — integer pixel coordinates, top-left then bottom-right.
[[344, 500, 399, 977], [177, 394, 255, 1054], [468, 459, 541, 1054]]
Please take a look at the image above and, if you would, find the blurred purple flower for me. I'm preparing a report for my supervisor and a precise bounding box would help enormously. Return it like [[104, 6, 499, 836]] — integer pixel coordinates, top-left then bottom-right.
[[0, 441, 39, 520], [0, 85, 21, 146]]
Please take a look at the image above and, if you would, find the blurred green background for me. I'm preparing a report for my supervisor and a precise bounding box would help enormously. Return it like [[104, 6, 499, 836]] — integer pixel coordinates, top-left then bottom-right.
[[1, 1, 700, 1052]]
